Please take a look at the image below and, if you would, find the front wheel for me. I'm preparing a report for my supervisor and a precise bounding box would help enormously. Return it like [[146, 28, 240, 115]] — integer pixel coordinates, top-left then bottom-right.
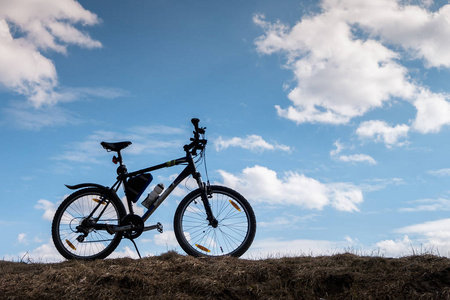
[[174, 185, 256, 257], [52, 188, 126, 260]]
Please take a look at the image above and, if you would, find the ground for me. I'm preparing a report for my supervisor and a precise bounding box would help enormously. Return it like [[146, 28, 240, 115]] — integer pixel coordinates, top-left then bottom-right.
[[2, 252, 450, 299]]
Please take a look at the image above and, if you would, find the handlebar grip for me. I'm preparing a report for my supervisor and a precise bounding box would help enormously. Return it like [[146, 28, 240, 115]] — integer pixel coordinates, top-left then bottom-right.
[[191, 118, 200, 130]]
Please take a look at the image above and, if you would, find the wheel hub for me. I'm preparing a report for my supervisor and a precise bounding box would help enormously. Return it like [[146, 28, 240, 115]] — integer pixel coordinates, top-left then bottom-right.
[[210, 218, 219, 228]]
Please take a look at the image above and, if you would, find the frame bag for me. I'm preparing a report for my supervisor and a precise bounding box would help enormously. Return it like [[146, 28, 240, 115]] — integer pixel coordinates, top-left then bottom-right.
[[126, 173, 153, 203]]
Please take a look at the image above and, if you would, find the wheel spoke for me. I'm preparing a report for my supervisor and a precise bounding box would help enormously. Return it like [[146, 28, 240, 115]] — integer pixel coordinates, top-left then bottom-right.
[[176, 186, 255, 257], [53, 190, 123, 260]]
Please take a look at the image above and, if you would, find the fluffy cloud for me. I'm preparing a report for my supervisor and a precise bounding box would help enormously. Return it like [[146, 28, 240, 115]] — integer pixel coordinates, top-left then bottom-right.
[[412, 89, 450, 133], [327, 0, 450, 68], [254, 0, 450, 133], [376, 217, 450, 256], [35, 199, 57, 221], [254, 9, 415, 125], [376, 235, 414, 257], [373, 218, 450, 257], [0, 0, 101, 107], [17, 233, 27, 244], [13, 238, 64, 263], [338, 154, 377, 165], [153, 230, 179, 248], [214, 135, 291, 152], [330, 140, 376, 165], [395, 219, 450, 253], [218, 165, 363, 212], [428, 168, 450, 177], [356, 120, 409, 147]]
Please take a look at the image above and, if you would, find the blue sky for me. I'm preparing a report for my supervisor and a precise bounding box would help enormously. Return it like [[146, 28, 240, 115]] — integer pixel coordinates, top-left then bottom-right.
[[3, 0, 450, 261]]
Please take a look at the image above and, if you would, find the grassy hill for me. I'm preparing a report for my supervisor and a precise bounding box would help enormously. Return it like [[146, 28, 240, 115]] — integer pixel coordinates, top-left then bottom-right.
[[2, 251, 450, 299]]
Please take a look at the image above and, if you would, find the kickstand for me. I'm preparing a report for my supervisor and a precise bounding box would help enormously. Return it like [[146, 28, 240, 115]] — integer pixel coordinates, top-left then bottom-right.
[[129, 239, 141, 259]]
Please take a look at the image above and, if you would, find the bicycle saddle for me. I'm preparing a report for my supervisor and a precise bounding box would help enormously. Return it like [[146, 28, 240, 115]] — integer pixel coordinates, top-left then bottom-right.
[[101, 141, 132, 152]]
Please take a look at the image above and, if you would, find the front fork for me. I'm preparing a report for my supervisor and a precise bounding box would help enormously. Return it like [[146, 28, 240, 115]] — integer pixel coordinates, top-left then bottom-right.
[[193, 171, 218, 228]]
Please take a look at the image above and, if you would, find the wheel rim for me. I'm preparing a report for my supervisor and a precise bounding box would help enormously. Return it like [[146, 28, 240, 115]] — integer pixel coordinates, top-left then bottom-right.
[[56, 193, 121, 259], [179, 191, 251, 256]]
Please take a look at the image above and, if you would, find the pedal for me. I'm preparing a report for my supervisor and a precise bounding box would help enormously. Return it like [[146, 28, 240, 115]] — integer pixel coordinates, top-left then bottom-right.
[[156, 222, 163, 233], [142, 222, 163, 233]]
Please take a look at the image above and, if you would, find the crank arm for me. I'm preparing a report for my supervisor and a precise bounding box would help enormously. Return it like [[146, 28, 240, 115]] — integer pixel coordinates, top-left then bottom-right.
[[104, 224, 134, 234], [143, 222, 163, 233]]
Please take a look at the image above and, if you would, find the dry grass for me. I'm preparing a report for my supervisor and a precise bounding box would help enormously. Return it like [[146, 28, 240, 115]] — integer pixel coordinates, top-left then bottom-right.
[[2, 251, 450, 299]]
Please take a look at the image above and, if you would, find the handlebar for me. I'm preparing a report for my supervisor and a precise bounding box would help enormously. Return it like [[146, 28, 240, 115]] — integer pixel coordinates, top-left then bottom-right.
[[184, 118, 207, 155]]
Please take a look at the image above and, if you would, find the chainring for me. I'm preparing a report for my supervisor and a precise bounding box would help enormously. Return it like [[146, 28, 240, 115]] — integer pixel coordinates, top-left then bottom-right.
[[121, 214, 144, 239]]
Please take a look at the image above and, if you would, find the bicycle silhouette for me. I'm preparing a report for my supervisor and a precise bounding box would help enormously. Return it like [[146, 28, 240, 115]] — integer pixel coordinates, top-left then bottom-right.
[[52, 118, 256, 259]]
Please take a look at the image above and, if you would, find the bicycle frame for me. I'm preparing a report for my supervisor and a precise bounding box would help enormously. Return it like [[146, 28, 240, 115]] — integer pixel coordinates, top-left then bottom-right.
[[111, 147, 214, 225]]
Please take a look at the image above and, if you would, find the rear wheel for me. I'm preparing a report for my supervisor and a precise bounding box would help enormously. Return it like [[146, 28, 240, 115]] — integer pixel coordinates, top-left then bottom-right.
[[52, 188, 126, 260], [174, 185, 256, 257]]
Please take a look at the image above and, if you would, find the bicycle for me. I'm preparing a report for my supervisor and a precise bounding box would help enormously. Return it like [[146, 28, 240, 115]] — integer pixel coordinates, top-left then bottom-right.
[[51, 118, 256, 260]]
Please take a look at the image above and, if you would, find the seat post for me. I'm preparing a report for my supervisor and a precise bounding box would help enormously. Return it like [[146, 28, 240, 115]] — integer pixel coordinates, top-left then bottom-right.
[[117, 150, 123, 165], [116, 150, 128, 177]]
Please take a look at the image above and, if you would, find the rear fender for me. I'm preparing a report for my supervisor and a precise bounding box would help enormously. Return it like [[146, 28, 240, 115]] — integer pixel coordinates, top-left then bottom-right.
[[65, 183, 107, 190], [65, 183, 123, 209]]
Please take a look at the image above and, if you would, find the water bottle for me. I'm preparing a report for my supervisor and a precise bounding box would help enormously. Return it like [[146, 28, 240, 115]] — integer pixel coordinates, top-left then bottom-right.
[[141, 183, 164, 209]]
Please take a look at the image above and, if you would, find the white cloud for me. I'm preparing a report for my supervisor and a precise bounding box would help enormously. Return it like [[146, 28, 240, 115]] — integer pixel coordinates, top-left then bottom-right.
[[330, 140, 376, 165], [254, 10, 415, 125], [218, 165, 363, 212], [338, 154, 377, 165], [376, 219, 450, 256], [2, 87, 128, 130], [35, 199, 57, 221], [53, 126, 185, 164], [356, 120, 409, 147], [398, 218, 450, 237], [376, 237, 443, 257], [14, 238, 64, 263], [359, 177, 405, 193], [153, 230, 178, 247], [375, 218, 450, 256], [214, 135, 291, 152], [428, 168, 450, 177], [327, 0, 450, 68], [400, 198, 450, 212], [412, 89, 450, 133], [3, 102, 80, 130], [244, 237, 355, 258], [17, 233, 27, 244], [396, 219, 450, 255], [254, 1, 450, 133], [329, 140, 344, 156], [0, 0, 101, 107], [376, 235, 415, 257]]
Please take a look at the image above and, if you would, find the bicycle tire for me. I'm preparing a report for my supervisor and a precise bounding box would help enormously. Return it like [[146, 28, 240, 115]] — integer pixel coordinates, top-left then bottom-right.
[[174, 185, 256, 257], [52, 188, 126, 260]]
